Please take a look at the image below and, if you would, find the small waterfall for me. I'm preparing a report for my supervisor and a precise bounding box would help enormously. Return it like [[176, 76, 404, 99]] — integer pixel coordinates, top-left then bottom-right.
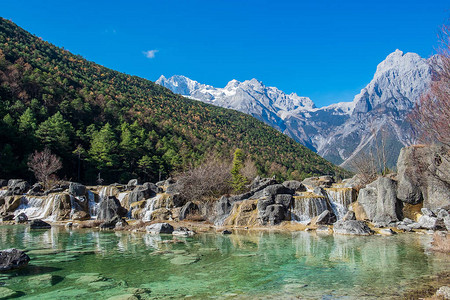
[[14, 194, 59, 220], [324, 187, 354, 220], [290, 193, 329, 223], [142, 195, 161, 222], [87, 190, 98, 219]]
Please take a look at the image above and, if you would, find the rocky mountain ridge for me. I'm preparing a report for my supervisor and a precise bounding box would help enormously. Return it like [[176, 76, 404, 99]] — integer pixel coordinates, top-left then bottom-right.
[[157, 50, 432, 168]]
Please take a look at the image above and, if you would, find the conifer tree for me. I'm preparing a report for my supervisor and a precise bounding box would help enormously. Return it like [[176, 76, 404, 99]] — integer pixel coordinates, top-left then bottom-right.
[[231, 148, 246, 193]]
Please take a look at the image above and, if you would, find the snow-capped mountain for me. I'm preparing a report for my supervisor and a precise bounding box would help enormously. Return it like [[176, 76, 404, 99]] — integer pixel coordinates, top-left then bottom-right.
[[156, 50, 431, 168]]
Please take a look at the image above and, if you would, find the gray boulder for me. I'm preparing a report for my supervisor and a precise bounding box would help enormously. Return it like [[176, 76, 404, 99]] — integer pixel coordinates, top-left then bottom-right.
[[172, 227, 196, 236], [396, 145, 450, 210], [260, 204, 285, 225], [282, 180, 306, 192], [28, 183, 44, 196], [69, 182, 86, 197], [7, 180, 30, 196], [0, 179, 6, 187], [343, 211, 356, 221], [274, 194, 293, 207], [357, 177, 401, 225], [418, 215, 445, 230], [14, 213, 28, 223], [30, 219, 51, 229], [127, 179, 139, 188], [0, 248, 30, 271], [333, 220, 373, 235], [302, 176, 334, 188], [315, 210, 332, 225], [97, 196, 127, 221], [128, 183, 157, 204], [146, 223, 174, 234]]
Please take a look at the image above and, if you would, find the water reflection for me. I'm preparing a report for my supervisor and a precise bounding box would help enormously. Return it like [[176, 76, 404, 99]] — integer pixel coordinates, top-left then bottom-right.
[[0, 225, 447, 299]]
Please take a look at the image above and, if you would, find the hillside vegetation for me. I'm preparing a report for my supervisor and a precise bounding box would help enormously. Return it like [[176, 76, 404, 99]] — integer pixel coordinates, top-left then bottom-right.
[[0, 18, 350, 184]]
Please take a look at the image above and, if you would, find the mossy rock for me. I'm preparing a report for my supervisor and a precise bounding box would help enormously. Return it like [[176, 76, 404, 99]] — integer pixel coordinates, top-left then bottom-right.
[[0, 287, 18, 299]]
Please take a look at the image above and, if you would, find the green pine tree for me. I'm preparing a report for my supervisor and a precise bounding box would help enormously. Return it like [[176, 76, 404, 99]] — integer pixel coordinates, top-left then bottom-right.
[[231, 148, 246, 193]]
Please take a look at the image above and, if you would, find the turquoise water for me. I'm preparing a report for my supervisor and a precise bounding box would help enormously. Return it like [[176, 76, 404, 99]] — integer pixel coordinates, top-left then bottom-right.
[[0, 225, 448, 299]]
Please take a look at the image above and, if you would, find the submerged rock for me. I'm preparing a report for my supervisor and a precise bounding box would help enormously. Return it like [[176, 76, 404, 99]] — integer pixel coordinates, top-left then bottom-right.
[[146, 223, 174, 234], [0, 248, 30, 271], [172, 227, 195, 237], [0, 287, 18, 299], [30, 219, 51, 229], [333, 220, 373, 235]]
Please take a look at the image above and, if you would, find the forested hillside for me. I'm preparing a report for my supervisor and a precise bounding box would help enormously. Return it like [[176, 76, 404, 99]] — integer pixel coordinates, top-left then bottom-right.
[[0, 18, 349, 184]]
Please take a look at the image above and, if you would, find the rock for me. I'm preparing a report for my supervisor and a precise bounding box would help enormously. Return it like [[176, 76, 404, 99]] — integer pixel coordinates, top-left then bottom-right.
[[436, 286, 450, 299], [402, 218, 414, 225], [150, 208, 172, 221], [418, 215, 445, 230], [172, 227, 196, 237], [7, 179, 30, 195], [379, 228, 396, 235], [100, 216, 125, 229], [69, 182, 86, 197], [357, 177, 401, 226], [260, 204, 285, 225], [30, 219, 51, 229], [27, 274, 57, 288], [0, 248, 30, 271], [114, 219, 128, 230], [128, 183, 157, 204], [421, 207, 436, 217], [397, 224, 412, 232], [72, 210, 90, 221], [342, 175, 363, 188], [437, 208, 449, 220], [65, 222, 73, 228], [274, 194, 293, 208], [14, 213, 28, 223], [0, 180, 6, 188], [28, 182, 44, 195], [252, 184, 294, 200], [223, 199, 258, 227], [146, 223, 174, 234], [179, 201, 199, 221], [444, 216, 450, 231], [316, 225, 331, 233], [2, 196, 23, 213], [127, 179, 139, 188], [343, 211, 356, 221], [248, 176, 278, 192], [0, 287, 18, 299], [51, 193, 73, 221], [170, 255, 199, 265], [333, 220, 373, 235], [222, 230, 232, 235], [0, 214, 14, 222], [314, 210, 332, 225], [97, 196, 127, 221], [302, 176, 334, 188], [396, 145, 450, 210], [282, 180, 306, 192]]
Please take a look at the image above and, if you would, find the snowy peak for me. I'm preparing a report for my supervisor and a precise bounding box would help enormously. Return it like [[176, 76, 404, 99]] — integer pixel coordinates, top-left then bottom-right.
[[352, 49, 431, 114], [156, 75, 316, 113]]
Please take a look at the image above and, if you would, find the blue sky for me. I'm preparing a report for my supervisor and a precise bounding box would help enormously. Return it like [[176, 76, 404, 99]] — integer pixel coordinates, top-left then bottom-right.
[[2, 0, 449, 106]]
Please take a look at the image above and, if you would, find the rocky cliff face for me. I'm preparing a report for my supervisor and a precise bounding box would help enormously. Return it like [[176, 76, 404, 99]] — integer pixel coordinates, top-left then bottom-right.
[[157, 50, 432, 168]]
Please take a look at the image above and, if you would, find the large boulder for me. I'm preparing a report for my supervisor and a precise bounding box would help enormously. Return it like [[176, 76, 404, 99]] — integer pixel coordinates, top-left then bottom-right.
[[282, 180, 306, 192], [30, 219, 51, 229], [97, 196, 127, 221], [69, 182, 86, 197], [0, 248, 30, 271], [128, 183, 158, 204], [259, 204, 285, 225], [28, 183, 44, 196], [333, 220, 373, 235], [6, 180, 30, 196], [14, 213, 28, 223], [396, 145, 450, 210], [146, 222, 174, 234], [302, 176, 334, 188], [1, 196, 23, 213], [51, 193, 72, 221], [356, 177, 402, 226]]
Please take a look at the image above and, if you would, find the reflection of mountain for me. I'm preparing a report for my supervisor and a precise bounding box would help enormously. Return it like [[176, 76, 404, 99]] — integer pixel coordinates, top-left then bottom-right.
[[157, 50, 431, 168]]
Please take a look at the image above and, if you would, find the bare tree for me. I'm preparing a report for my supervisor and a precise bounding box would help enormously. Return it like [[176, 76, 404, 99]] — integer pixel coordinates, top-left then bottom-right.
[[28, 148, 62, 188], [175, 155, 232, 202], [410, 22, 450, 147], [241, 158, 258, 182]]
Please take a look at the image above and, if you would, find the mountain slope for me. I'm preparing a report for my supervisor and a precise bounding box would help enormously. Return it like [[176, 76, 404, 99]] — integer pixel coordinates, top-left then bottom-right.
[[0, 18, 348, 183], [157, 50, 431, 168]]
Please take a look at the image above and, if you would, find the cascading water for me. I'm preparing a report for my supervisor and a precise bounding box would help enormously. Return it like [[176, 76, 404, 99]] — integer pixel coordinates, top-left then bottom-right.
[[14, 194, 60, 220], [290, 193, 329, 223], [142, 194, 162, 222], [87, 190, 99, 219], [324, 188, 354, 220]]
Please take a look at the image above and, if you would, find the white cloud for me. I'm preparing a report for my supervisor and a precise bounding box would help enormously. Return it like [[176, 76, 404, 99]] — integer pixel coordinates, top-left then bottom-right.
[[143, 50, 159, 59]]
